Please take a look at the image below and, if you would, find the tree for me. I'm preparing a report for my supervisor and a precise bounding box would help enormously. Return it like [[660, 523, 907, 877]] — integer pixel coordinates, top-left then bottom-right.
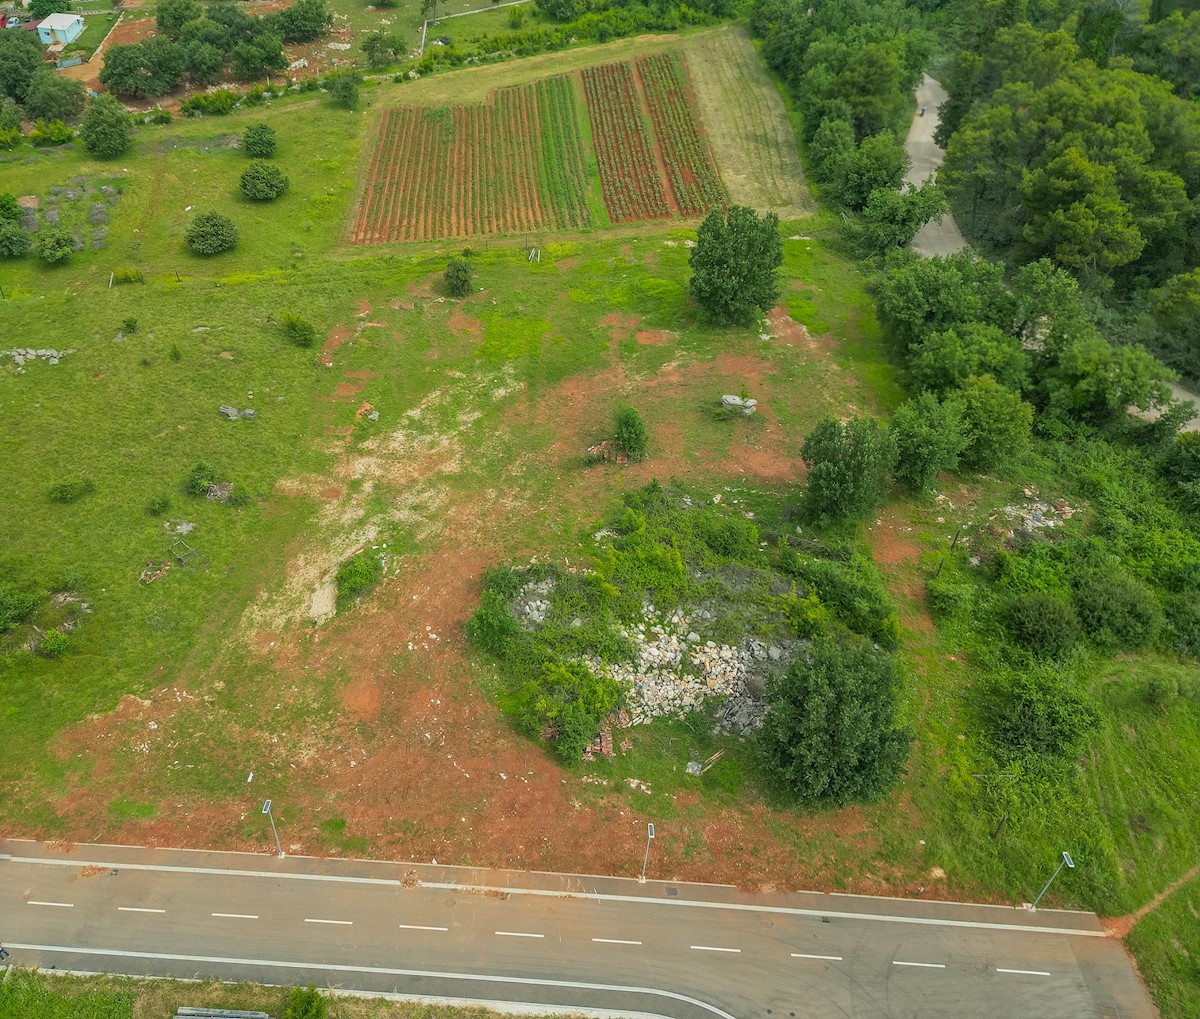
[[273, 0, 332, 42], [185, 211, 238, 255], [242, 123, 277, 158], [25, 69, 86, 123], [282, 985, 327, 1019], [890, 392, 968, 494], [824, 131, 910, 210], [1042, 335, 1174, 424], [613, 405, 648, 462], [156, 0, 202, 39], [35, 228, 76, 265], [953, 374, 1033, 470], [362, 31, 407, 68], [907, 322, 1029, 395], [808, 117, 855, 185], [232, 34, 285, 80], [0, 220, 31, 259], [0, 193, 19, 223], [328, 73, 359, 109], [100, 45, 158, 98], [0, 30, 46, 103], [186, 41, 226, 84], [688, 206, 782, 326], [80, 94, 133, 158], [1151, 268, 1200, 380], [28, 0, 71, 19], [858, 182, 947, 253], [444, 257, 471, 297], [758, 634, 912, 806], [801, 415, 896, 524], [142, 37, 187, 92], [240, 161, 289, 201]]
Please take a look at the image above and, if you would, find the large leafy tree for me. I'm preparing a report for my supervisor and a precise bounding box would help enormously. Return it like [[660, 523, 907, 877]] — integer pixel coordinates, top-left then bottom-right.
[[688, 205, 782, 325], [272, 0, 331, 42], [0, 30, 45, 104], [858, 182, 947, 253], [28, 0, 71, 19], [1041, 335, 1175, 424], [824, 130, 910, 210], [156, 0, 202, 39], [907, 322, 1029, 395], [890, 392, 969, 494], [80, 93, 133, 158], [801, 416, 896, 524], [758, 635, 912, 806], [24, 70, 86, 123], [953, 374, 1033, 470]]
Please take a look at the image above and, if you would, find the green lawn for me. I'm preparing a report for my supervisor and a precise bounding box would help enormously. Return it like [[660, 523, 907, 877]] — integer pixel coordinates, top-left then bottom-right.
[[64, 12, 119, 59]]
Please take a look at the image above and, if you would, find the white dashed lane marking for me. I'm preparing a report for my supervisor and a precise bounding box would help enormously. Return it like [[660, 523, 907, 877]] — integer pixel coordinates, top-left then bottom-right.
[[893, 961, 946, 969], [997, 968, 1051, 977], [118, 907, 165, 914], [496, 931, 545, 939], [791, 953, 842, 961], [691, 946, 741, 954], [305, 918, 352, 926], [398, 924, 449, 932], [593, 938, 642, 946], [27, 901, 73, 908], [212, 913, 258, 920]]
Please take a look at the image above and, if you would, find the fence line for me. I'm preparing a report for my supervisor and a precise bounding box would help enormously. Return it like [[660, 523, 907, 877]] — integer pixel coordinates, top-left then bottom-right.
[[417, 0, 532, 56]]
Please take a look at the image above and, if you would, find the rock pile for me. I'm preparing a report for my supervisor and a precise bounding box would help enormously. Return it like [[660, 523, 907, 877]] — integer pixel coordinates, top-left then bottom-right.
[[514, 577, 556, 626], [6, 348, 74, 366]]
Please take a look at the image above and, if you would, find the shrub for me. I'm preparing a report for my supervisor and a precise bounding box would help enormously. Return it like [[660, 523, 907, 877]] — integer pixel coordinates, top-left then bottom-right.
[[243, 122, 277, 158], [38, 629, 69, 658], [28, 118, 72, 147], [146, 494, 171, 516], [185, 211, 237, 255], [336, 549, 383, 609], [180, 89, 237, 116], [47, 477, 95, 504], [0, 584, 38, 632], [149, 105, 173, 124], [758, 634, 911, 805], [801, 416, 897, 524], [1145, 673, 1199, 710], [890, 392, 968, 494], [444, 256, 471, 297], [1003, 592, 1080, 659], [80, 93, 133, 157], [35, 228, 76, 265], [779, 547, 900, 648], [514, 658, 620, 762], [612, 405, 648, 462], [240, 160, 290, 201], [925, 574, 972, 619], [1071, 571, 1161, 651], [283, 985, 327, 1019], [183, 461, 217, 496], [280, 312, 317, 347], [986, 669, 1098, 762], [0, 220, 30, 259], [113, 266, 143, 284], [0, 192, 19, 222], [328, 73, 360, 109], [122, 316, 139, 333]]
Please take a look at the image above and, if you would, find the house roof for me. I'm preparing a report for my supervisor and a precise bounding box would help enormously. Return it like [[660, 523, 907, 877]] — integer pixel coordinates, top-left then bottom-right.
[[39, 12, 81, 29]]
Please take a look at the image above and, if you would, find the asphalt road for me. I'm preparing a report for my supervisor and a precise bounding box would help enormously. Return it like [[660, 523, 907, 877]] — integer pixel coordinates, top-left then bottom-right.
[[0, 839, 1155, 1018], [902, 75, 967, 259]]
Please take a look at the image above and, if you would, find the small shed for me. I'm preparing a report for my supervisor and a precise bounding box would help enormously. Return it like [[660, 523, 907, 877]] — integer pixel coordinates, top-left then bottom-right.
[[37, 12, 83, 45]]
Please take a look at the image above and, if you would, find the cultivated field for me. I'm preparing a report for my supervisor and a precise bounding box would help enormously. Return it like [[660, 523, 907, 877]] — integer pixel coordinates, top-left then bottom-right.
[[350, 52, 726, 243], [683, 27, 814, 218]]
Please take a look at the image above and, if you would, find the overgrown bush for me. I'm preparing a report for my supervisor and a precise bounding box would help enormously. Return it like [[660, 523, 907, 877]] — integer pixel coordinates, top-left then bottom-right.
[[243, 122, 277, 158], [1071, 571, 1161, 651], [35, 228, 76, 265], [444, 256, 471, 297], [758, 634, 911, 805], [335, 549, 383, 609], [0, 220, 30, 259], [47, 477, 95, 504], [986, 669, 1098, 762], [149, 105, 172, 124], [280, 312, 317, 347], [801, 415, 896, 524], [1003, 591, 1080, 659], [38, 629, 69, 658], [514, 658, 620, 762], [185, 211, 237, 255], [183, 461, 217, 496], [328, 73, 359, 109], [0, 584, 38, 632], [779, 546, 900, 648], [181, 89, 237, 116], [113, 266, 144, 284], [240, 160, 289, 201], [80, 93, 133, 157], [612, 405, 648, 462], [1145, 672, 1199, 710], [28, 118, 71, 147], [283, 985, 327, 1019], [146, 494, 171, 516], [925, 573, 973, 619]]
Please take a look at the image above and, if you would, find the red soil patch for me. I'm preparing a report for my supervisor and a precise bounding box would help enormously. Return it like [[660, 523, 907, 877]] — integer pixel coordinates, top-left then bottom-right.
[[319, 325, 351, 368], [600, 312, 639, 342], [449, 309, 482, 335], [319, 486, 345, 499], [328, 381, 365, 400], [340, 676, 383, 723], [356, 299, 372, 317], [635, 329, 675, 346], [1103, 861, 1200, 939]]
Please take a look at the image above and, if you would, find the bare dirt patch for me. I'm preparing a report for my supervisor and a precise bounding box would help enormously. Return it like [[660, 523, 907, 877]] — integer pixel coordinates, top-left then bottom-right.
[[319, 325, 351, 368], [600, 311, 639, 342], [340, 676, 383, 723], [449, 308, 482, 335], [636, 329, 675, 346]]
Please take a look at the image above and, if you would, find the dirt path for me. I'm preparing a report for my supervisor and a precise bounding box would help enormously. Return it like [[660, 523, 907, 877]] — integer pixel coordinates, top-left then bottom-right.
[[1103, 862, 1200, 939]]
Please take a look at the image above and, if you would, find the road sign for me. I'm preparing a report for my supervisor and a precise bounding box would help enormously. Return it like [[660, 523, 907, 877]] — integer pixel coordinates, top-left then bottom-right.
[[262, 800, 272, 814], [648, 823, 655, 839]]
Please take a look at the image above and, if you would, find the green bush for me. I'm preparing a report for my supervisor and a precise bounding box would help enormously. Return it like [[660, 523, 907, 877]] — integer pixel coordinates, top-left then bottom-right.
[[1165, 595, 1200, 659], [986, 669, 1098, 762], [47, 477, 95, 504], [181, 89, 237, 116], [335, 549, 383, 609], [444, 256, 471, 297], [240, 160, 290, 201], [280, 312, 317, 347], [38, 629, 69, 658], [185, 211, 237, 255], [0, 220, 31, 259], [328, 73, 359, 109], [243, 122, 277, 158], [514, 658, 620, 762], [145, 494, 171, 516], [801, 415, 896, 525], [1071, 571, 1161, 651], [0, 584, 38, 632], [283, 985, 327, 1019], [149, 105, 173, 124], [80, 93, 133, 157], [183, 461, 217, 496], [779, 547, 900, 648], [113, 266, 144, 284], [1145, 673, 1199, 710], [28, 118, 71, 146], [35, 228, 76, 265], [925, 573, 973, 619], [773, 584, 828, 637], [122, 316, 139, 333], [612, 405, 648, 462], [1003, 591, 1080, 659]]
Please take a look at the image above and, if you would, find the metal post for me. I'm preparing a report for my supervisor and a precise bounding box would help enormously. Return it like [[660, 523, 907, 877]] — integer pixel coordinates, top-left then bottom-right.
[[1030, 851, 1073, 909], [263, 799, 283, 857], [639, 822, 655, 883]]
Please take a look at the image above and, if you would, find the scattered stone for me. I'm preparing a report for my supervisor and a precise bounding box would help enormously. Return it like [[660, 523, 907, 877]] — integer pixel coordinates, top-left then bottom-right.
[[91, 227, 107, 249], [88, 203, 108, 225], [42, 207, 60, 225], [206, 481, 234, 502], [218, 405, 240, 419], [367, 410, 379, 421], [20, 208, 37, 232], [241, 408, 256, 419]]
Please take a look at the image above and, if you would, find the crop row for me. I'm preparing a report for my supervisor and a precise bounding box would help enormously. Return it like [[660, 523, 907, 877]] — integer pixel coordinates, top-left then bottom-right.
[[580, 62, 670, 223], [635, 53, 726, 216], [534, 75, 593, 230]]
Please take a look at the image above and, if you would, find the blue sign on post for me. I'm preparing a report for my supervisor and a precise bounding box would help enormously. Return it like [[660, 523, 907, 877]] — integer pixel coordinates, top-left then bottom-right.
[[262, 799, 272, 814], [648, 823, 655, 839]]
